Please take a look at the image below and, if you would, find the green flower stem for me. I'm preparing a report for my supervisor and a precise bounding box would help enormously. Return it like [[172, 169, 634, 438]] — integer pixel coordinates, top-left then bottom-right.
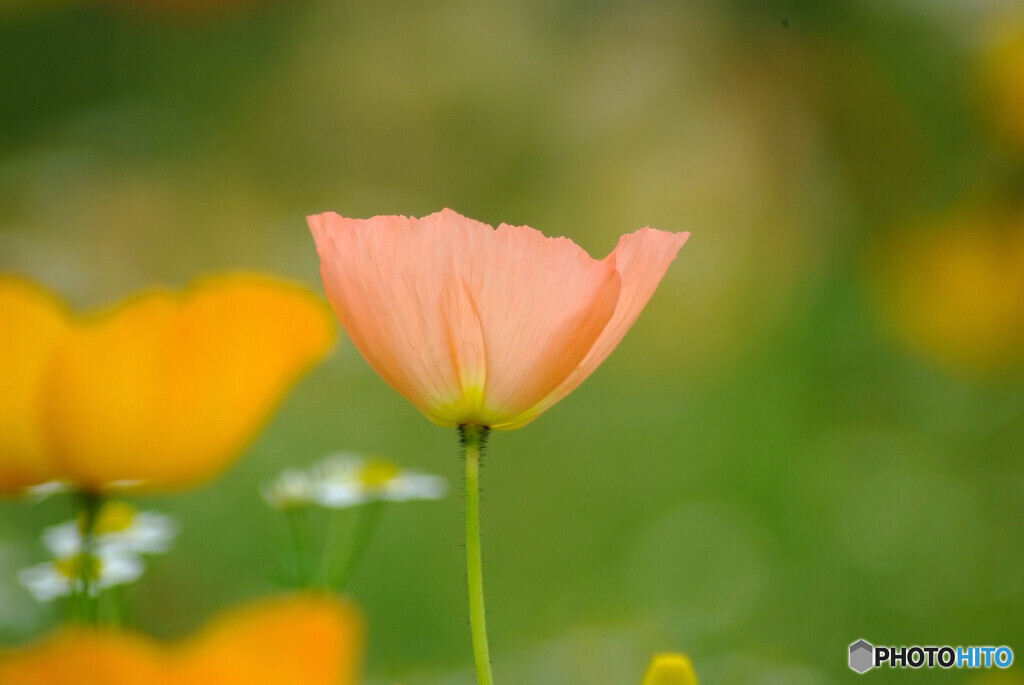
[[460, 424, 494, 685], [317, 510, 339, 588], [335, 500, 386, 591], [98, 583, 127, 627], [108, 584, 127, 627], [286, 506, 312, 586], [77, 490, 103, 624]]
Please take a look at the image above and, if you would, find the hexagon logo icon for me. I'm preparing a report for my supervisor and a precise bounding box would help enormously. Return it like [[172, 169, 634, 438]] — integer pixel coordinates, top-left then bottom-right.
[[849, 639, 874, 673]]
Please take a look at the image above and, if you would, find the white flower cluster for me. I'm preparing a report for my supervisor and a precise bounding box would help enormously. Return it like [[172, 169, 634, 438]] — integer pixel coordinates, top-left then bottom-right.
[[262, 453, 447, 511], [18, 501, 178, 602]]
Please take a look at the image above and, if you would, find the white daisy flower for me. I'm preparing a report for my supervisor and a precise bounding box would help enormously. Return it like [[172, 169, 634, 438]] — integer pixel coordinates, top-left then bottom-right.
[[261, 469, 317, 511], [22, 481, 73, 501], [18, 550, 143, 602], [42, 501, 178, 558], [22, 479, 146, 502], [309, 453, 447, 509]]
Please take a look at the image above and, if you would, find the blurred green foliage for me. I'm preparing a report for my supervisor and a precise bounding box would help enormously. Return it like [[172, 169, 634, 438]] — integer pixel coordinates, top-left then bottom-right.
[[2, 0, 1023, 683]]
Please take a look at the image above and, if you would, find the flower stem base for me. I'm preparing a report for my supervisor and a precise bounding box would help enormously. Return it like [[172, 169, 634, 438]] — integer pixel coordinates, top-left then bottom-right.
[[460, 424, 494, 685]]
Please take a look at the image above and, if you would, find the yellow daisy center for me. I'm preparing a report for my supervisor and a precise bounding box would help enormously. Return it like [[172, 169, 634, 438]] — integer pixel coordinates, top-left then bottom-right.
[[78, 501, 138, 535], [54, 554, 101, 580], [357, 459, 401, 491]]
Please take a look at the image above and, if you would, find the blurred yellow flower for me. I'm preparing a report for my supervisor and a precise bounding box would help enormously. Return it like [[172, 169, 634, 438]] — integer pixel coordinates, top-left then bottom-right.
[[0, 273, 336, 494], [0, 593, 362, 685], [980, 22, 1024, 154], [641, 653, 699, 685], [874, 205, 1024, 376], [0, 277, 69, 491]]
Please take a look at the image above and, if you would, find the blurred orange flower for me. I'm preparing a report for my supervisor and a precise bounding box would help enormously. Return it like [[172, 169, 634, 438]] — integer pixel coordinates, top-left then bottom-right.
[[0, 593, 362, 685], [0, 273, 336, 494], [309, 209, 688, 430], [0, 278, 69, 491], [979, 22, 1024, 154], [874, 205, 1024, 376]]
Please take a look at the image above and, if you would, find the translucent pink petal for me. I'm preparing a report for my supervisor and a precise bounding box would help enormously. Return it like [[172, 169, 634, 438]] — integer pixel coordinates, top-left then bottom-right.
[[504, 227, 689, 428], [310, 212, 471, 423], [309, 209, 622, 426], [460, 219, 621, 420]]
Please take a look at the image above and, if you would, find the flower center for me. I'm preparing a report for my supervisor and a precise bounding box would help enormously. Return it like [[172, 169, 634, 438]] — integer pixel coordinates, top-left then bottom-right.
[[357, 459, 401, 491], [54, 554, 101, 580], [82, 501, 138, 535]]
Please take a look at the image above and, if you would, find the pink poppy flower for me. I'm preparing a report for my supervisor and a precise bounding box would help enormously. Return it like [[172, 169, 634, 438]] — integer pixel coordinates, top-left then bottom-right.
[[309, 209, 688, 430]]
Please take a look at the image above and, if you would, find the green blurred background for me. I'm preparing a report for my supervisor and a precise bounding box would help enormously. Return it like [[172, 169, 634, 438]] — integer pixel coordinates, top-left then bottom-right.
[[2, 0, 1024, 682]]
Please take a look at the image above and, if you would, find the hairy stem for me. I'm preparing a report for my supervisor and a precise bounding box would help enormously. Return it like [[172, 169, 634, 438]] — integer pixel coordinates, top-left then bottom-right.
[[460, 423, 494, 685]]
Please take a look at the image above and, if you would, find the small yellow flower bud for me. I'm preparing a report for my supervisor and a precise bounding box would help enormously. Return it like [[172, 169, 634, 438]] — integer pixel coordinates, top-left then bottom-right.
[[642, 653, 698, 685]]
